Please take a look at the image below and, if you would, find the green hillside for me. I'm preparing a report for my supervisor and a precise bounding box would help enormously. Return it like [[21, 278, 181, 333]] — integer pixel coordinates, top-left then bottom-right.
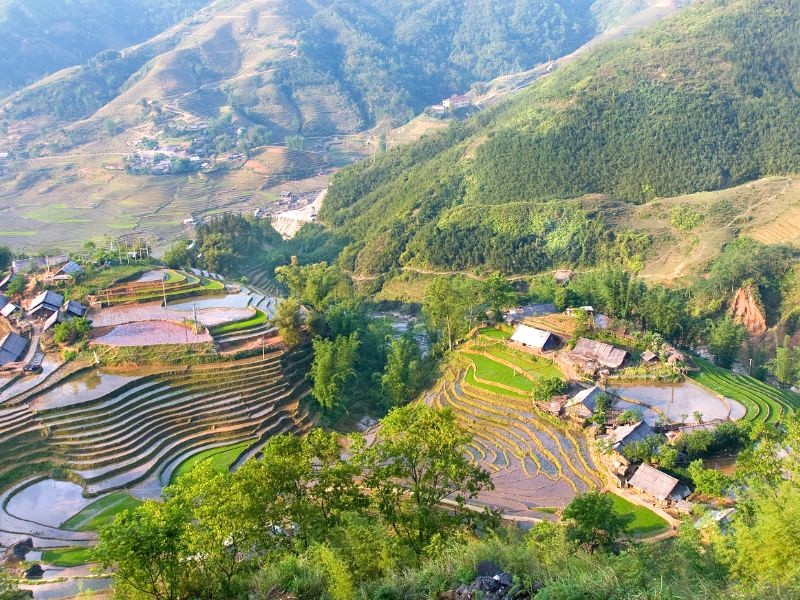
[[318, 0, 800, 276]]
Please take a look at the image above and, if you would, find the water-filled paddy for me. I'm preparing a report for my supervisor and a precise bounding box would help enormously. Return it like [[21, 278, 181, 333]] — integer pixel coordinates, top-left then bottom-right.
[[608, 380, 744, 423], [0, 357, 61, 402], [32, 370, 141, 410], [5, 479, 95, 527]]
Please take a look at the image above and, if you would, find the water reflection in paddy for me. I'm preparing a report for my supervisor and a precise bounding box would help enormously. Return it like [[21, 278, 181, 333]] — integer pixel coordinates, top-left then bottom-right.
[[31, 370, 144, 411], [5, 479, 95, 527], [608, 380, 745, 424]]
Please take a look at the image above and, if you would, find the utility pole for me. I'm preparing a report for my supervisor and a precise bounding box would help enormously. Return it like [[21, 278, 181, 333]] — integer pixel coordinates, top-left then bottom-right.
[[162, 276, 168, 308]]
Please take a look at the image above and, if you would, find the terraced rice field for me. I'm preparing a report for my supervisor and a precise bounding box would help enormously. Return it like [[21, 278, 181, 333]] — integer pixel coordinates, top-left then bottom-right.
[[690, 358, 800, 424], [460, 346, 563, 396], [428, 366, 602, 518], [0, 346, 314, 546], [97, 271, 224, 306]]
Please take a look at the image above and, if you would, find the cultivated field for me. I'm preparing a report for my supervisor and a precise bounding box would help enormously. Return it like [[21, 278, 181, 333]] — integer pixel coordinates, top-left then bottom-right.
[[0, 347, 314, 547], [690, 358, 800, 424]]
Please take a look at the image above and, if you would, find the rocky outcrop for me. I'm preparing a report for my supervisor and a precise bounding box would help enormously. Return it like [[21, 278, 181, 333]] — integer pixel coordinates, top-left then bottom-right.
[[439, 561, 539, 600], [1, 538, 32, 566], [730, 286, 767, 337]]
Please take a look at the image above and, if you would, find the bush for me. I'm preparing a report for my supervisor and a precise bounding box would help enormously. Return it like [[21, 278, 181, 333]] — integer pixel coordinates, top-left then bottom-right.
[[53, 317, 91, 345]]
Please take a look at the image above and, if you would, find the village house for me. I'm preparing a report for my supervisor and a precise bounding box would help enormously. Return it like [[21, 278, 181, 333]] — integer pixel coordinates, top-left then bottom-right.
[[627, 463, 691, 507], [564, 386, 606, 421], [566, 306, 595, 317], [0, 302, 20, 320], [442, 94, 471, 109], [570, 337, 628, 370], [510, 324, 558, 352], [0, 294, 8, 312], [641, 350, 659, 364], [602, 420, 656, 452], [12, 255, 70, 274], [43, 299, 89, 332], [44, 260, 84, 284], [27, 291, 65, 319], [0, 273, 10, 290], [0, 332, 27, 366]]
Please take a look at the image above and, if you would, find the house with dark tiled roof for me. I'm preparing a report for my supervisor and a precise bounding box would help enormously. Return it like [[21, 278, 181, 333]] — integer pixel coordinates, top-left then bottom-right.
[[602, 421, 656, 452], [0, 332, 27, 365], [27, 291, 64, 319]]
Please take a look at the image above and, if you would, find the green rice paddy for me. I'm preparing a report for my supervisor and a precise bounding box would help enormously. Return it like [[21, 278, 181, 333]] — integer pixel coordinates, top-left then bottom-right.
[[170, 440, 253, 484], [61, 491, 142, 532], [42, 546, 94, 567], [609, 493, 670, 536], [690, 358, 800, 424]]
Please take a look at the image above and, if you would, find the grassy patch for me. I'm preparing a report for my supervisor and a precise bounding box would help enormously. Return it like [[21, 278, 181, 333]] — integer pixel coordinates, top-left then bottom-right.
[[477, 326, 512, 340], [484, 346, 563, 379], [210, 310, 267, 335], [464, 367, 528, 399], [22, 203, 90, 224], [466, 353, 535, 393], [42, 547, 94, 567], [609, 493, 669, 536], [61, 492, 142, 532], [0, 230, 38, 236], [170, 440, 253, 484]]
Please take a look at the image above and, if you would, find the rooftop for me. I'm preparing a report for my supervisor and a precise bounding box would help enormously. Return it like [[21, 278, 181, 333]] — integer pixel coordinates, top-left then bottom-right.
[[628, 463, 690, 501], [0, 332, 27, 365], [510, 324, 555, 350], [571, 337, 628, 369]]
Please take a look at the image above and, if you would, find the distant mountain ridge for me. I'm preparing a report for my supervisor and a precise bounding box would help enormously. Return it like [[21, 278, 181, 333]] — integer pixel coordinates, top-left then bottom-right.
[[0, 0, 210, 98]]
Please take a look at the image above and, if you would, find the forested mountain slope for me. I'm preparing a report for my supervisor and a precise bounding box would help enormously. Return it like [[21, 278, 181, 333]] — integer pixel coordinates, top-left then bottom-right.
[[0, 0, 209, 97], [318, 0, 800, 277]]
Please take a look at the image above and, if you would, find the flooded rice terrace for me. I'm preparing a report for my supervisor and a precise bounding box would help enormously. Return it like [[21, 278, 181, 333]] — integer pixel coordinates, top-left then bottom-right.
[[608, 380, 746, 424], [5, 479, 94, 527]]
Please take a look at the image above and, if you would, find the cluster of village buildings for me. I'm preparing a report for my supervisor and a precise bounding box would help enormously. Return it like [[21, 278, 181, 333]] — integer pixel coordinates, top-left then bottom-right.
[[502, 309, 699, 513], [0, 257, 88, 370]]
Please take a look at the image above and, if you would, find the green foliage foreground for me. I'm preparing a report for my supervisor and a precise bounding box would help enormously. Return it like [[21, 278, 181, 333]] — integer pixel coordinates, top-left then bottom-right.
[[92, 410, 800, 600]]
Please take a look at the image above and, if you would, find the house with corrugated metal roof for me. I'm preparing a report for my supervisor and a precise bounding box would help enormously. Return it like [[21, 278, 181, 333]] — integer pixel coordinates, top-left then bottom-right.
[[571, 337, 628, 370], [510, 324, 558, 351]]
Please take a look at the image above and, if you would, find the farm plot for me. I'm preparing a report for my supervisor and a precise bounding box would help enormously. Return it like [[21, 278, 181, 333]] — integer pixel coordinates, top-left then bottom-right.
[[429, 366, 602, 517], [607, 380, 744, 424], [5, 479, 95, 528], [93, 321, 213, 346], [91, 300, 254, 328], [460, 345, 563, 396], [690, 358, 800, 424]]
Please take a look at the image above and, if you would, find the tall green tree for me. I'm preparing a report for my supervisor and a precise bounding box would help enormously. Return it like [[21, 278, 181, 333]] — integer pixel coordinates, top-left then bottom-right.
[[562, 492, 631, 554], [310, 333, 359, 410], [0, 246, 11, 272], [273, 297, 303, 348], [381, 334, 424, 407], [357, 404, 492, 556], [708, 316, 746, 369], [423, 277, 480, 352], [94, 500, 191, 600], [482, 273, 516, 321]]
